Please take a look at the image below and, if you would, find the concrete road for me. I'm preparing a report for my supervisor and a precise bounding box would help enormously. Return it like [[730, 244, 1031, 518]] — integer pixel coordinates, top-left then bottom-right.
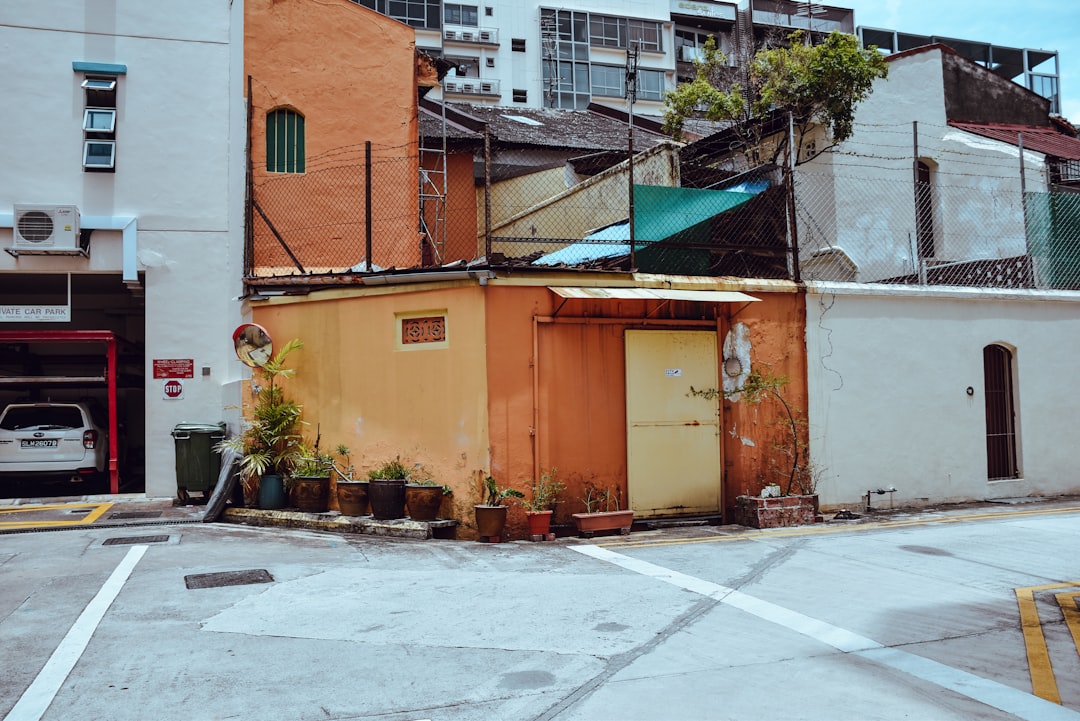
[[3, 502, 1080, 721]]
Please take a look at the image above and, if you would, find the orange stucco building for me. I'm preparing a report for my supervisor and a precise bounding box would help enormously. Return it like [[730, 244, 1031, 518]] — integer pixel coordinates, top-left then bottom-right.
[[251, 276, 806, 539], [245, 0, 422, 274]]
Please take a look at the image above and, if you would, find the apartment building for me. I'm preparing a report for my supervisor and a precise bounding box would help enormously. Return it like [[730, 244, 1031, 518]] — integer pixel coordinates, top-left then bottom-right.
[[351, 0, 1061, 118]]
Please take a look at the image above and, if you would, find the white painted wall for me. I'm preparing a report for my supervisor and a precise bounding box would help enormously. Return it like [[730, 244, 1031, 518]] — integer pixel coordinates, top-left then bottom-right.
[[0, 0, 247, 498], [798, 47, 1047, 282], [805, 285, 1080, 510]]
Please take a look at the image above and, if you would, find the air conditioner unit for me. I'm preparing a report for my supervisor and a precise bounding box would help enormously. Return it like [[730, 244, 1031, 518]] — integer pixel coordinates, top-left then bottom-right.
[[444, 29, 459, 41], [478, 30, 495, 43], [12, 205, 81, 250], [480, 82, 495, 93], [461, 82, 479, 94], [460, 31, 475, 42]]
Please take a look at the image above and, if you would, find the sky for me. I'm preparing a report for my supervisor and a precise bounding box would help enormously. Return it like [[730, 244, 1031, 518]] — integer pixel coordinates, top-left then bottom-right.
[[835, 0, 1080, 122]]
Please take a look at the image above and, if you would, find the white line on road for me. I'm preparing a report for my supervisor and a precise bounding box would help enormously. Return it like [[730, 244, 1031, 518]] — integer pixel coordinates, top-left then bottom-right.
[[4, 545, 148, 721], [571, 543, 1080, 721]]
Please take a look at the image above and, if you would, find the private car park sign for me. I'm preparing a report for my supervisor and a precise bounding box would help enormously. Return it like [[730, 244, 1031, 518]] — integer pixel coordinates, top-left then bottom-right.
[[154, 359, 193, 400]]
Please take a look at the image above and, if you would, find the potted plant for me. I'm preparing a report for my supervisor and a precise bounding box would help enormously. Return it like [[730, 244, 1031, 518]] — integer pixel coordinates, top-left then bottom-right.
[[217, 338, 305, 509], [518, 467, 564, 540], [691, 365, 820, 528], [405, 476, 452, 522], [331, 444, 369, 516], [290, 437, 333, 513], [474, 474, 524, 541], [571, 482, 634, 538], [367, 456, 410, 520]]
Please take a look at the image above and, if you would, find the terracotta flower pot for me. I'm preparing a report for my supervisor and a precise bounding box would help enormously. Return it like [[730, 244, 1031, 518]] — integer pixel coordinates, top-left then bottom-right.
[[336, 480, 369, 516], [474, 504, 508, 538], [291, 475, 331, 512], [369, 478, 407, 519], [406, 484, 444, 521], [525, 510, 553, 537], [571, 509, 634, 538]]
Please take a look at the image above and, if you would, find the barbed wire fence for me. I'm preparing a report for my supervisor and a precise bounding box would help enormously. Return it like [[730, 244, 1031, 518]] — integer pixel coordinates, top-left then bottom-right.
[[247, 127, 1080, 292]]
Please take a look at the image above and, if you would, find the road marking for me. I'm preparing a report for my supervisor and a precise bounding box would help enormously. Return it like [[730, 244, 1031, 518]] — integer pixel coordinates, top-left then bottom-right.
[[3, 545, 147, 721], [1015, 584, 1062, 703], [0, 503, 113, 531], [595, 504, 1080, 549], [573, 544, 1080, 721]]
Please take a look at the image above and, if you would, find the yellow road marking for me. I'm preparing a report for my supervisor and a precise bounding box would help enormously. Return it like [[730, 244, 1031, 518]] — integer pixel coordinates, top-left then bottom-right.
[[1055, 591, 1080, 665], [595, 505, 1080, 549], [0, 503, 113, 530], [1016, 584, 1064, 704]]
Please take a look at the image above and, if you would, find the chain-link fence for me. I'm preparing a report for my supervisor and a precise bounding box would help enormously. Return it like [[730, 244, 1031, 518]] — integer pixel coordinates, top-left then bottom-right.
[[248, 140, 1080, 291], [249, 148, 421, 276], [794, 171, 1080, 290]]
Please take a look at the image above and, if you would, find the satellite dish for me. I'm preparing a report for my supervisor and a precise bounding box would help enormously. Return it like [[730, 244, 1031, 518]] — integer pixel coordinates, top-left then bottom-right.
[[233, 323, 273, 367]]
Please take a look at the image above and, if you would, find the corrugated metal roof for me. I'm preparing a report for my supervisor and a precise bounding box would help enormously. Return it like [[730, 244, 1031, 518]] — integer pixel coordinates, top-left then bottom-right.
[[548, 287, 759, 302], [432, 102, 670, 152], [949, 121, 1080, 161]]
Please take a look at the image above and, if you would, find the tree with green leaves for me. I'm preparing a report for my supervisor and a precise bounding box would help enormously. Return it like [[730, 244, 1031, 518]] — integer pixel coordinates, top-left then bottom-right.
[[663, 31, 888, 167]]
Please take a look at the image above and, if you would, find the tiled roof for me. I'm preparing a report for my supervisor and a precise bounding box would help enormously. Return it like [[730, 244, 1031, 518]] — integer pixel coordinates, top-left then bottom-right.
[[421, 101, 669, 152], [949, 121, 1080, 161]]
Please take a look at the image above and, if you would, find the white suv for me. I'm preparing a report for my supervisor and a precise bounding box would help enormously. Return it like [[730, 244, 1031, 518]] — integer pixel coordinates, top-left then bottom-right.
[[0, 402, 108, 484]]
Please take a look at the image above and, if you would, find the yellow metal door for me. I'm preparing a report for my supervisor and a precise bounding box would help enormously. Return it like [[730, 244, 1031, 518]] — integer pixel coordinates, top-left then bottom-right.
[[625, 330, 721, 518]]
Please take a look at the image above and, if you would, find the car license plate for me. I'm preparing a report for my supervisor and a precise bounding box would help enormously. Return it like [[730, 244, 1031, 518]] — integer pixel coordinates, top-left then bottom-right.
[[21, 439, 58, 448]]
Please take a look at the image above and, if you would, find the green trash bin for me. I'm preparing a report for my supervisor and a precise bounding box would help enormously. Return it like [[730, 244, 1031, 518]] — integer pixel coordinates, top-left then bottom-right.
[[171, 422, 226, 503]]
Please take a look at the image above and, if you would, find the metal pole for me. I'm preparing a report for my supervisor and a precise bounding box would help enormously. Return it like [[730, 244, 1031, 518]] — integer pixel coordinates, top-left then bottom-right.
[[913, 121, 926, 283], [1019, 132, 1035, 287], [787, 111, 801, 282], [484, 127, 492, 260], [627, 44, 638, 269], [365, 141, 373, 272]]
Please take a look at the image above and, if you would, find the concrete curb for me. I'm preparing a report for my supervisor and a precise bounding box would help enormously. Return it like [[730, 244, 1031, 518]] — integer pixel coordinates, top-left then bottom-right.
[[220, 507, 458, 539]]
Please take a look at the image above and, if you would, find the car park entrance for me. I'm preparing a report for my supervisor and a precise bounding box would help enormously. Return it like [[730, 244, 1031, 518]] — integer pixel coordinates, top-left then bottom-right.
[[0, 330, 129, 495]]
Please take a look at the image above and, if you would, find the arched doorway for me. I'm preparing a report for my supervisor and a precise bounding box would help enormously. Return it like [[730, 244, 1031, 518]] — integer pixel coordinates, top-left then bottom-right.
[[983, 344, 1018, 479]]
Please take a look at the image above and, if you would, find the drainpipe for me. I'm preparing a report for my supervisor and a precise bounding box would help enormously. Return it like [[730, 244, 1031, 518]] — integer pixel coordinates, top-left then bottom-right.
[[2, 214, 140, 291], [531, 314, 541, 488]]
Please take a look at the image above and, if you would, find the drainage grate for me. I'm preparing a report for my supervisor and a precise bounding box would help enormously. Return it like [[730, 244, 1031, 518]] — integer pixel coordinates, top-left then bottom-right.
[[184, 569, 274, 590], [103, 535, 171, 546], [68, 508, 94, 515], [108, 511, 164, 520]]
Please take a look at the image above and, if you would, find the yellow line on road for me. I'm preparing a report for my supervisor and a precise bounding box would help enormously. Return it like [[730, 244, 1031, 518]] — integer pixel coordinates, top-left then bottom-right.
[[595, 505, 1080, 549], [1055, 591, 1080, 666], [1016, 585, 1063, 704], [0, 503, 113, 530]]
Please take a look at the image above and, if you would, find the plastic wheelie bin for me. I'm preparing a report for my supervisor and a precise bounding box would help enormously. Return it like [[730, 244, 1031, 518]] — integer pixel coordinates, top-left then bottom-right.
[[171, 422, 226, 504]]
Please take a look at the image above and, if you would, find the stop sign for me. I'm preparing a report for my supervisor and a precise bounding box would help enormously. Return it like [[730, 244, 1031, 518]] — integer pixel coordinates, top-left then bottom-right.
[[163, 378, 184, 399]]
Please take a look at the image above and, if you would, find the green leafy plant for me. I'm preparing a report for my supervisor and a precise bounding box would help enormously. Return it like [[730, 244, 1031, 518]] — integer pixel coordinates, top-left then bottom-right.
[[481, 474, 524, 507], [663, 31, 888, 166], [519, 467, 564, 512], [293, 441, 334, 478], [331, 444, 356, 481], [217, 338, 306, 490], [689, 365, 813, 497], [368, 456, 410, 480], [580, 482, 622, 514]]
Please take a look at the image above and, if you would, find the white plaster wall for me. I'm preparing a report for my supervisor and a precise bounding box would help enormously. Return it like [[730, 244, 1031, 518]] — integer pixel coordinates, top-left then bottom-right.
[[0, 0, 247, 498], [798, 47, 1047, 282], [805, 285, 1080, 510]]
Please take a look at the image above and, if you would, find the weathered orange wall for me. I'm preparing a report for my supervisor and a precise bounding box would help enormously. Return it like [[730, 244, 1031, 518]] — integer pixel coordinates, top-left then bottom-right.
[[251, 284, 491, 525], [720, 290, 808, 516], [246, 0, 421, 271], [483, 282, 806, 537], [249, 280, 805, 539]]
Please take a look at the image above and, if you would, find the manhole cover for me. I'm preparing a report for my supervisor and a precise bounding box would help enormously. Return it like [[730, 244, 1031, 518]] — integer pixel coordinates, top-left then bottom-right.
[[184, 569, 274, 590], [108, 511, 164, 519], [103, 535, 171, 546]]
